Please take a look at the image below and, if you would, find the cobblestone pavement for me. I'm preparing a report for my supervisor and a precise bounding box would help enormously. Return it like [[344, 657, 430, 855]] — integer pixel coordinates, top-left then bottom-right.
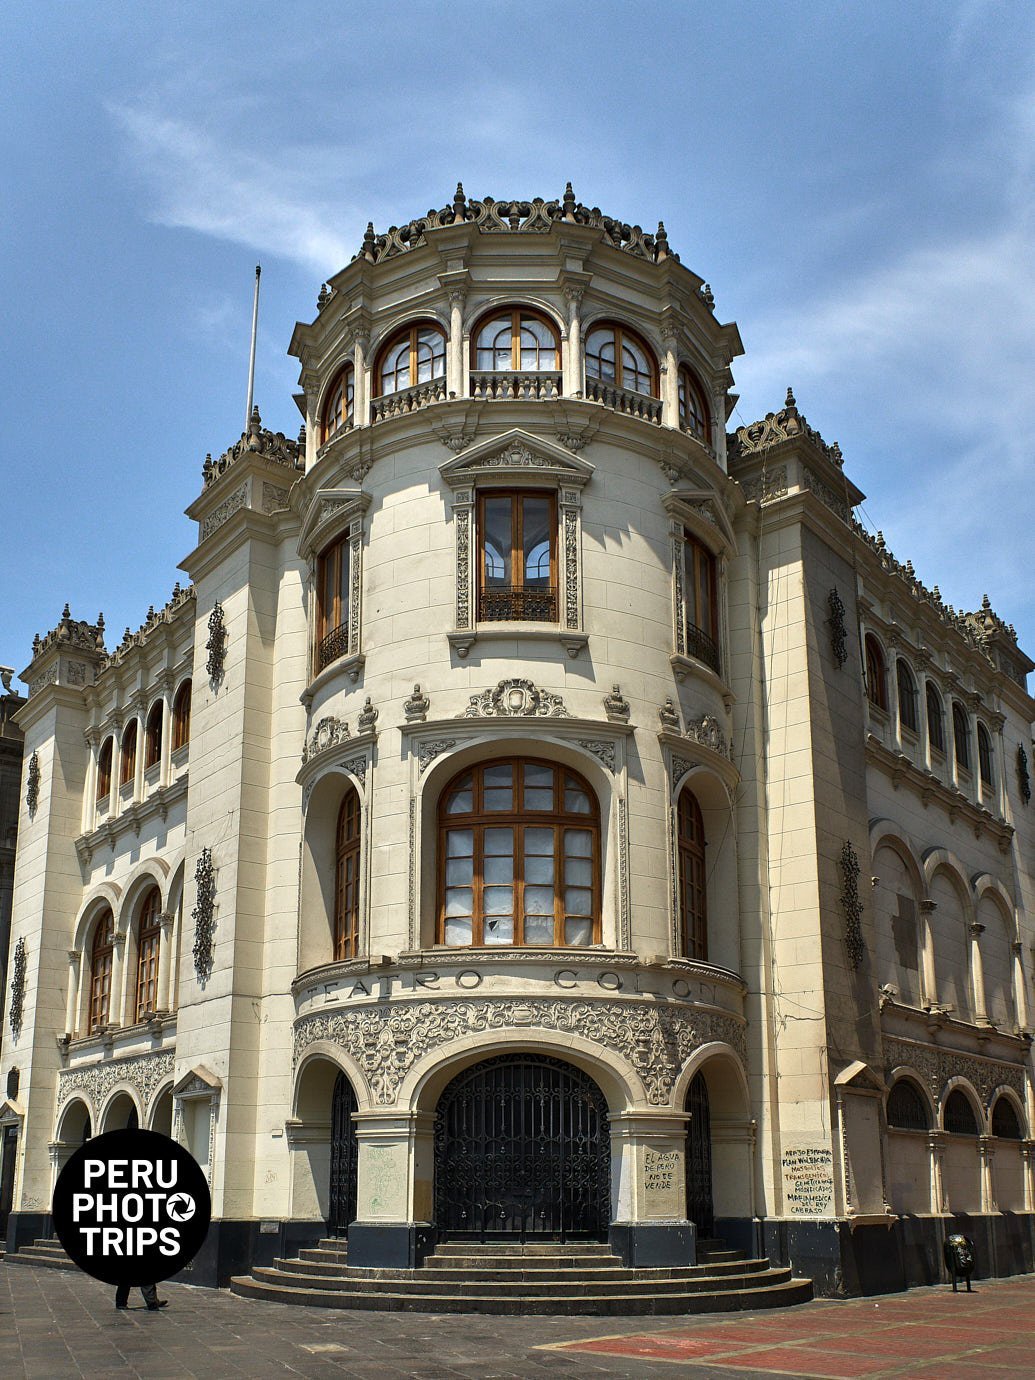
[[2, 1264, 1034, 1380]]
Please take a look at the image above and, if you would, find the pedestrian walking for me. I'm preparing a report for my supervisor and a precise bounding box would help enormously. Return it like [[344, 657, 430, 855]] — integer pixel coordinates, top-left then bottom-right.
[[114, 1283, 168, 1310]]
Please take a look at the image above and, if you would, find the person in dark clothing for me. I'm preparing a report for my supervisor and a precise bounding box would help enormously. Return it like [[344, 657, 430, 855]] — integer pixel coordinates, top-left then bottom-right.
[[115, 1283, 168, 1310]]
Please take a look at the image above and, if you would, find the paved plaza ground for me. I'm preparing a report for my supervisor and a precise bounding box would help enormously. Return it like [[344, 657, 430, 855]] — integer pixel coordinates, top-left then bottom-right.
[[2, 1263, 1034, 1379]]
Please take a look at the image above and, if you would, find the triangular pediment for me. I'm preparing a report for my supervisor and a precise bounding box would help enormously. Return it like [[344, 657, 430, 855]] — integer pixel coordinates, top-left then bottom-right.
[[834, 1059, 886, 1094], [172, 1065, 223, 1097], [663, 488, 737, 555], [440, 429, 594, 487], [0, 1096, 25, 1122]]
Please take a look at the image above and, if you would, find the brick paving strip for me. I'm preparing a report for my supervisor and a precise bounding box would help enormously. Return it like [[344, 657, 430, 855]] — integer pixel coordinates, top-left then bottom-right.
[[542, 1276, 1035, 1378]]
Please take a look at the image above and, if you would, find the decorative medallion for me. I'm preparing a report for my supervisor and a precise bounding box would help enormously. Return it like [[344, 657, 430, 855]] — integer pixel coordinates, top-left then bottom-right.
[[461, 678, 569, 718], [686, 714, 730, 759], [192, 848, 216, 981]]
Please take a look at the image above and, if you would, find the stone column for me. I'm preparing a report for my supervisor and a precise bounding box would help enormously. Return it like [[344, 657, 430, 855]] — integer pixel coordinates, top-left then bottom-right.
[[82, 729, 98, 834], [918, 675, 932, 771], [1011, 941, 1028, 1029], [608, 1109, 696, 1266], [564, 285, 584, 397], [159, 684, 173, 789], [928, 1130, 947, 1213], [979, 1135, 997, 1211], [967, 704, 981, 802], [347, 1109, 435, 1269], [65, 949, 81, 1035], [133, 715, 146, 803], [110, 720, 122, 819], [660, 333, 679, 429], [448, 290, 466, 398], [712, 389, 727, 471], [1020, 1139, 1035, 1212], [919, 899, 938, 1007], [353, 335, 369, 426], [969, 922, 987, 1021], [109, 932, 126, 1028], [157, 912, 176, 1012]]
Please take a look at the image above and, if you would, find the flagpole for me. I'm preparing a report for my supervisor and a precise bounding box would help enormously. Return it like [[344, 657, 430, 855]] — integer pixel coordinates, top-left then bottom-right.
[[245, 265, 261, 430]]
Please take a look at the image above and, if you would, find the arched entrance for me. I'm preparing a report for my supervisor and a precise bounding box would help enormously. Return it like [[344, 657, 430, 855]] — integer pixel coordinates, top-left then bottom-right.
[[434, 1054, 610, 1242], [685, 1071, 713, 1236], [328, 1072, 358, 1237]]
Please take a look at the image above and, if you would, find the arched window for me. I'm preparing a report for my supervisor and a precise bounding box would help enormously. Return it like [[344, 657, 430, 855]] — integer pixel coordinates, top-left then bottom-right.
[[897, 660, 918, 734], [144, 700, 163, 770], [678, 367, 710, 441], [478, 491, 557, 622], [88, 907, 115, 1034], [119, 720, 137, 787], [321, 363, 355, 443], [926, 682, 945, 755], [474, 308, 559, 372], [943, 1089, 979, 1136], [864, 634, 888, 711], [887, 1079, 930, 1131], [316, 533, 351, 671], [952, 703, 971, 772], [677, 789, 707, 961], [334, 788, 361, 961], [438, 758, 600, 948], [97, 737, 114, 801], [376, 322, 446, 396], [134, 886, 162, 1021], [977, 724, 994, 790], [172, 680, 192, 751], [991, 1096, 1023, 1140], [683, 531, 719, 672], [585, 322, 657, 396]]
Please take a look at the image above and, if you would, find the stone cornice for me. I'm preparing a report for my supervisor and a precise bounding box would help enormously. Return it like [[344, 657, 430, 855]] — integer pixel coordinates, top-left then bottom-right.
[[75, 771, 188, 866]]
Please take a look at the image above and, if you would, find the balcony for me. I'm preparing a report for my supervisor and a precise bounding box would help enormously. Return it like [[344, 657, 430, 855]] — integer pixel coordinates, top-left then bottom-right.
[[479, 585, 558, 622], [686, 622, 721, 675], [585, 376, 663, 424], [469, 370, 562, 401], [370, 377, 448, 424], [318, 622, 349, 673]]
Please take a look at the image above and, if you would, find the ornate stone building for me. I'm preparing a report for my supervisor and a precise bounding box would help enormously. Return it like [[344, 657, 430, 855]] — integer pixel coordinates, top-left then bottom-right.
[[2, 188, 1033, 1304]]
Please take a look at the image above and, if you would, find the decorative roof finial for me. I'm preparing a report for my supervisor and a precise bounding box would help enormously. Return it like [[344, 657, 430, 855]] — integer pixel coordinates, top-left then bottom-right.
[[297, 422, 307, 447], [655, 221, 669, 260], [563, 181, 576, 220], [700, 283, 715, 308], [785, 387, 797, 411], [317, 283, 331, 311], [982, 593, 992, 610], [62, 602, 71, 620], [453, 182, 467, 222], [362, 221, 376, 260]]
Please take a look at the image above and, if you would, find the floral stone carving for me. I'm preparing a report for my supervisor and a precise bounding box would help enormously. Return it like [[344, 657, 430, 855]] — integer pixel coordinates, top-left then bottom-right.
[[294, 998, 746, 1107], [302, 716, 350, 765], [192, 847, 216, 981], [9, 937, 27, 1039], [840, 841, 865, 969], [686, 715, 730, 758], [58, 1050, 174, 1113], [882, 1036, 1024, 1106], [205, 602, 227, 681], [462, 678, 569, 718], [25, 751, 40, 819]]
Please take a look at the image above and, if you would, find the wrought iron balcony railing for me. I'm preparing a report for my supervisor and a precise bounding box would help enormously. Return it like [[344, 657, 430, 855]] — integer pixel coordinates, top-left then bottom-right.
[[318, 622, 350, 672], [469, 370, 562, 401], [585, 376, 663, 424], [686, 622, 721, 675], [479, 585, 558, 623], [370, 376, 448, 423]]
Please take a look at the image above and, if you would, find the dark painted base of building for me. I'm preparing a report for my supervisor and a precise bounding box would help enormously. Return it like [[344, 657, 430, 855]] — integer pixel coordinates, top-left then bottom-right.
[[717, 1213, 1035, 1297], [5, 1209, 51, 1254], [609, 1221, 697, 1267], [173, 1218, 328, 1287]]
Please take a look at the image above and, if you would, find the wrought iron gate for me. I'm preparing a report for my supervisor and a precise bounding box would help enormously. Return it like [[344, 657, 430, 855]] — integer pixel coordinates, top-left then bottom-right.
[[328, 1072, 358, 1237], [685, 1071, 714, 1236], [434, 1055, 610, 1241]]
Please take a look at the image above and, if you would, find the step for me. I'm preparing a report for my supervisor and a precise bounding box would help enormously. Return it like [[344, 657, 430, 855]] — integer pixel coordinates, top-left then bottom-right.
[[248, 1263, 795, 1299], [229, 1274, 813, 1316], [698, 1248, 745, 1263], [297, 1246, 350, 1264], [5, 1245, 75, 1270], [429, 1240, 615, 1257], [422, 1251, 623, 1270], [272, 1256, 773, 1283]]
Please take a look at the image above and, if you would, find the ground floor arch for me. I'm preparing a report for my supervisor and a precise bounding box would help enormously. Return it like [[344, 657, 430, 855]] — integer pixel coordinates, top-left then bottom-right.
[[100, 1091, 139, 1133], [289, 1054, 360, 1236], [149, 1086, 173, 1137]]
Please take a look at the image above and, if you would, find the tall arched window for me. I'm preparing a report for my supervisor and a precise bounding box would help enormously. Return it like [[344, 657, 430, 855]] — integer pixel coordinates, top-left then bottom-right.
[[97, 737, 114, 801], [316, 533, 351, 671], [144, 700, 163, 770], [88, 908, 116, 1034], [474, 308, 559, 372], [897, 660, 918, 734], [886, 1079, 930, 1130], [865, 634, 888, 711], [322, 363, 355, 443], [677, 789, 707, 961], [119, 721, 138, 787], [992, 1096, 1023, 1140], [335, 789, 361, 961], [172, 680, 192, 751], [943, 1089, 979, 1135], [683, 530, 719, 673], [926, 682, 945, 754], [134, 886, 162, 1021], [376, 322, 446, 395], [977, 723, 994, 790], [678, 367, 709, 441], [952, 703, 971, 772], [585, 322, 657, 396], [438, 759, 600, 948]]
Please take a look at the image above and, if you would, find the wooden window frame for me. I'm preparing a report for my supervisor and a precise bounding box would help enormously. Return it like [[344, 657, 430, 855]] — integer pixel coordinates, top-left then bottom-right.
[[374, 321, 446, 397], [172, 680, 191, 751], [437, 757, 601, 949], [316, 534, 350, 671], [677, 788, 708, 962], [585, 321, 658, 397], [678, 366, 710, 441], [97, 737, 114, 800], [926, 682, 945, 755], [472, 307, 560, 372], [952, 702, 971, 772], [144, 700, 163, 770], [334, 789, 362, 961], [134, 887, 162, 1022], [865, 635, 888, 712], [88, 908, 115, 1034], [977, 723, 994, 788], [682, 529, 720, 673], [119, 721, 137, 788], [897, 660, 918, 735], [477, 489, 558, 623], [321, 363, 355, 443]]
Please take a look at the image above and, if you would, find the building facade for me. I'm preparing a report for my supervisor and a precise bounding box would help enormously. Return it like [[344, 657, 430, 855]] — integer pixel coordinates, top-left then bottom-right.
[[2, 188, 1034, 1297]]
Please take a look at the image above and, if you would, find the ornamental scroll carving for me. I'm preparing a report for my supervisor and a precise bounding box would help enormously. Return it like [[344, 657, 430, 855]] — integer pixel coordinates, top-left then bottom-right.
[[462, 678, 570, 718], [205, 603, 227, 682], [192, 847, 216, 981], [58, 1050, 174, 1112], [840, 841, 865, 969], [8, 937, 26, 1039], [828, 588, 848, 668], [200, 486, 247, 542], [294, 999, 746, 1107], [883, 1037, 1025, 1107], [26, 751, 40, 818], [685, 715, 731, 759], [302, 717, 350, 765]]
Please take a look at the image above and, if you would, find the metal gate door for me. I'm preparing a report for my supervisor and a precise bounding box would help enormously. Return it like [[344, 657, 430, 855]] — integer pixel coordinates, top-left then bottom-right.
[[685, 1071, 714, 1236], [0, 1126, 17, 1240], [434, 1055, 610, 1241], [328, 1072, 358, 1237]]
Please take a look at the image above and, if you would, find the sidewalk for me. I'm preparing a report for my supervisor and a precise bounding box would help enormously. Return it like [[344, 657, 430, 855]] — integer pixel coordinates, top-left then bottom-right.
[[2, 1260, 1033, 1379]]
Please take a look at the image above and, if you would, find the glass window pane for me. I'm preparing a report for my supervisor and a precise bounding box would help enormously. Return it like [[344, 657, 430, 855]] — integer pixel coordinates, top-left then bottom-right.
[[523, 762, 554, 810], [524, 885, 555, 915], [444, 917, 472, 945], [565, 888, 592, 916], [483, 498, 512, 586], [522, 496, 551, 586], [566, 829, 593, 858], [446, 857, 473, 886], [524, 853, 554, 885], [483, 853, 514, 884], [523, 915, 554, 944], [564, 782, 591, 814], [484, 827, 514, 855], [484, 915, 514, 944], [565, 917, 594, 945], [483, 764, 513, 807], [445, 782, 473, 815], [524, 827, 554, 856], [524, 763, 553, 790], [483, 886, 514, 914], [446, 828, 474, 856], [445, 888, 473, 917], [565, 857, 593, 888], [383, 341, 410, 392]]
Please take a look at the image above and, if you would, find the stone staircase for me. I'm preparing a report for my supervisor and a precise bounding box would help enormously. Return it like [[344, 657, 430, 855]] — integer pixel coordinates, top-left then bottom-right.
[[230, 1236, 813, 1315], [4, 1237, 75, 1270]]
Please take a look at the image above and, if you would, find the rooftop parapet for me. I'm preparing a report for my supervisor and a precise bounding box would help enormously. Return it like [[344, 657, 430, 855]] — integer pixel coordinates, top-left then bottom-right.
[[202, 406, 303, 489], [103, 581, 196, 670], [23, 606, 107, 698], [728, 388, 843, 468]]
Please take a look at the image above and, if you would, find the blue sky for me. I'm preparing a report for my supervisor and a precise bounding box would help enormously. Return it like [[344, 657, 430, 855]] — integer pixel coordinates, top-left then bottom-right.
[[3, 1, 1034, 688]]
